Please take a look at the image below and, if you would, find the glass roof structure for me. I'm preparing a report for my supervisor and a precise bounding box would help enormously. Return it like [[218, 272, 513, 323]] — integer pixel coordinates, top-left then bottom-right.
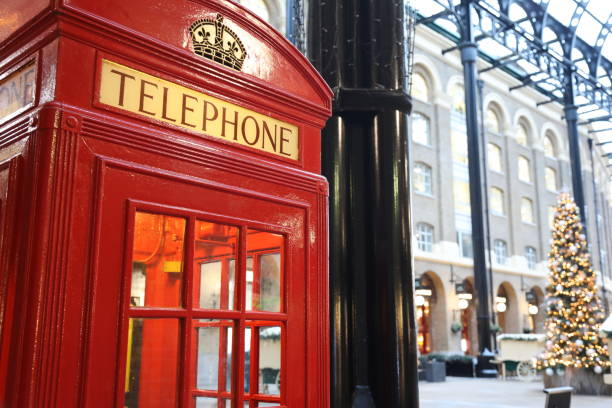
[[413, 0, 612, 166]]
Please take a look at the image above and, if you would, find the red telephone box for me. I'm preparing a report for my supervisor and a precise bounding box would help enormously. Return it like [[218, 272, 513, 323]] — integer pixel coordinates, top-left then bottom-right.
[[0, 1, 331, 407]]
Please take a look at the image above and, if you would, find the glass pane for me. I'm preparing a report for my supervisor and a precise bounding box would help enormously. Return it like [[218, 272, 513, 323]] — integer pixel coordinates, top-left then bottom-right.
[[412, 73, 430, 102], [244, 326, 252, 393], [195, 397, 231, 408], [258, 326, 281, 396], [246, 257, 254, 312], [257, 403, 281, 407], [196, 320, 233, 393], [194, 221, 238, 310], [124, 318, 179, 408], [131, 212, 186, 308], [453, 180, 471, 214], [412, 113, 431, 145], [246, 230, 283, 312], [257, 254, 281, 312], [487, 143, 502, 172]]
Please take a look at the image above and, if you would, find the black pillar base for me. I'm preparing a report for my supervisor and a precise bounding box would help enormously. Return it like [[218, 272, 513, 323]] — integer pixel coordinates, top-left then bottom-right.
[[476, 353, 498, 378], [352, 385, 376, 408]]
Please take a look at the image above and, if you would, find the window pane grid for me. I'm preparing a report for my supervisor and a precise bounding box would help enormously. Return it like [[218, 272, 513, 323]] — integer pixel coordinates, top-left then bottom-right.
[[416, 223, 434, 252], [412, 113, 431, 146], [414, 162, 433, 195], [124, 211, 286, 408], [525, 247, 537, 270], [494, 240, 507, 264]]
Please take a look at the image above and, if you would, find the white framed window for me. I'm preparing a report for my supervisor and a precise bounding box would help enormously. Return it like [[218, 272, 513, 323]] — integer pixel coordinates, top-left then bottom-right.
[[490, 187, 505, 216], [516, 122, 529, 146], [518, 155, 531, 183], [525, 246, 537, 270], [414, 162, 433, 195], [488, 143, 503, 172], [521, 197, 535, 224], [412, 72, 430, 102], [544, 132, 556, 158], [412, 113, 431, 146], [494, 239, 508, 264], [416, 223, 434, 252], [485, 107, 501, 134], [457, 231, 473, 258], [545, 167, 557, 191]]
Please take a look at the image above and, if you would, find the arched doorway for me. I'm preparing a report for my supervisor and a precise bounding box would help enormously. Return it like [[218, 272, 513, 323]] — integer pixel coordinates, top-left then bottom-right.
[[496, 282, 519, 333], [415, 275, 433, 354], [415, 272, 447, 354]]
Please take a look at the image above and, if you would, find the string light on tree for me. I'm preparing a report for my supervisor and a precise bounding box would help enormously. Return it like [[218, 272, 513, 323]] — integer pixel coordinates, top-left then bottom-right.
[[538, 193, 610, 375]]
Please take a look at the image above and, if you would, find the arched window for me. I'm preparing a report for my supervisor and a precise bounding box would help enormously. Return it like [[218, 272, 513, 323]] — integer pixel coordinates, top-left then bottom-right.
[[544, 132, 557, 158], [412, 72, 430, 102], [485, 106, 501, 134], [516, 122, 529, 146], [412, 113, 431, 146], [451, 83, 465, 113], [490, 187, 505, 216], [545, 167, 557, 191], [414, 162, 433, 195], [416, 223, 434, 252], [521, 197, 535, 224], [487, 143, 503, 172], [518, 155, 531, 183], [525, 246, 537, 270], [494, 239, 508, 264]]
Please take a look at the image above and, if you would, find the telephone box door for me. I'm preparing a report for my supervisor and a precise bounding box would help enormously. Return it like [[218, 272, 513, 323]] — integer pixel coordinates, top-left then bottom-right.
[[86, 162, 312, 408]]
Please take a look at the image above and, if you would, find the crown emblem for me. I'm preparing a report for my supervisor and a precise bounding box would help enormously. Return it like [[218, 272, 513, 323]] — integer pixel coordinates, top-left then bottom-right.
[[189, 15, 247, 71]]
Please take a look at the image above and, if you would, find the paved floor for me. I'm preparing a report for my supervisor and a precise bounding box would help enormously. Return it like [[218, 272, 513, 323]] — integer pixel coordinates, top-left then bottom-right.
[[419, 377, 612, 408]]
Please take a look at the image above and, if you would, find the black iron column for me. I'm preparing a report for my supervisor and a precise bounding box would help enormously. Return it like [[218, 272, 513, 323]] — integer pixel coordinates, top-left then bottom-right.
[[588, 138, 609, 312], [458, 0, 493, 361], [310, 1, 418, 407], [564, 98, 587, 226]]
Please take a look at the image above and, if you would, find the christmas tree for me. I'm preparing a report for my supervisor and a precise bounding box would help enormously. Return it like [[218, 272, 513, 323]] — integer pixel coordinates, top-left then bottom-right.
[[539, 193, 610, 390]]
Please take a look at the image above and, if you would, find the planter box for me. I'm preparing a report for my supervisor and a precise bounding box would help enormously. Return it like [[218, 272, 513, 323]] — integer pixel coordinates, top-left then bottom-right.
[[446, 360, 474, 377], [544, 367, 612, 396], [424, 361, 446, 382]]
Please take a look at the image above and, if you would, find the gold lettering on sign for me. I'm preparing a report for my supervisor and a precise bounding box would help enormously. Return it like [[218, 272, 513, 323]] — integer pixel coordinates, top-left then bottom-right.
[[0, 62, 36, 121], [99, 60, 299, 160]]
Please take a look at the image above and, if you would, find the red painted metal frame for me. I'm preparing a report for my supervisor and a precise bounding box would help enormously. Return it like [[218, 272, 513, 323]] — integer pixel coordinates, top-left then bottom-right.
[[118, 200, 289, 407], [0, 0, 331, 407]]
